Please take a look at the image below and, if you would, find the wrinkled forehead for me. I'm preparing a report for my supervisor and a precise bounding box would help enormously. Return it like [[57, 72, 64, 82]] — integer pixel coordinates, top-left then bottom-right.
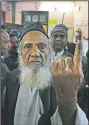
[[52, 31, 66, 37], [22, 31, 49, 44]]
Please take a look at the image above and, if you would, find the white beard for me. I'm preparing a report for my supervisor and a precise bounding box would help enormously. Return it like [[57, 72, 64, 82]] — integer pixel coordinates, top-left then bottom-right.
[[18, 56, 52, 90]]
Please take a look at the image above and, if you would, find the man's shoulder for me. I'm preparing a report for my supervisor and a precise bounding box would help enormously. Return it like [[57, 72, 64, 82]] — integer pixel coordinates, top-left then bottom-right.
[[5, 69, 20, 87], [9, 68, 20, 77], [1, 61, 10, 74], [4, 55, 13, 63]]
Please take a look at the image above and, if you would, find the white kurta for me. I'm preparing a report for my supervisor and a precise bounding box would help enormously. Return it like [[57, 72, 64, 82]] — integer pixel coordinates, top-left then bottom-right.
[[14, 84, 88, 125]]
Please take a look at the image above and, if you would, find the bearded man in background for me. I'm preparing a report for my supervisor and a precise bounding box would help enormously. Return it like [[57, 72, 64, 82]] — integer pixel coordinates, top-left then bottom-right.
[[0, 29, 11, 125], [4, 29, 20, 71], [4, 22, 88, 125]]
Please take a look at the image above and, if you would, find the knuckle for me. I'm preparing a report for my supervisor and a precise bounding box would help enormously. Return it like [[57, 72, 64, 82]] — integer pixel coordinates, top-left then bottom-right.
[[66, 57, 72, 60]]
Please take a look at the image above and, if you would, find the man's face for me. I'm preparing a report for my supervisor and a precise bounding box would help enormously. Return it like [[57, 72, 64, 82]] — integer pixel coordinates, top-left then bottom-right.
[[21, 31, 50, 69], [51, 31, 67, 52], [0, 30, 11, 51], [19, 31, 51, 89], [10, 36, 18, 48]]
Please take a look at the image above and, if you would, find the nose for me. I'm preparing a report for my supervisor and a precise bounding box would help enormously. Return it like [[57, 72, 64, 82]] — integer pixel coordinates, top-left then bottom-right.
[[31, 44, 40, 58]]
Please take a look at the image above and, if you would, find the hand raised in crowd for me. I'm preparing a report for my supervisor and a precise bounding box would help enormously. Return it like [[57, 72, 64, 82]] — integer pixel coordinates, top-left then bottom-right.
[[51, 40, 84, 99]]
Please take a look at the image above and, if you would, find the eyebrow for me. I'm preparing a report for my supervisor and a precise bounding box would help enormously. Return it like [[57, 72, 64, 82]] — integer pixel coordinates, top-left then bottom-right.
[[23, 41, 32, 44], [53, 32, 65, 35], [23, 41, 48, 45]]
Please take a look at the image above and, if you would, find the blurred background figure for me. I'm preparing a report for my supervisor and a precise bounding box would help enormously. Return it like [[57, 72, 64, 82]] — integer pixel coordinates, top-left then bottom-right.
[[1, 24, 9, 33], [0, 29, 11, 125], [50, 24, 73, 60], [82, 36, 88, 69], [4, 29, 20, 71], [0, 29, 11, 90], [84, 50, 89, 85], [77, 49, 89, 120]]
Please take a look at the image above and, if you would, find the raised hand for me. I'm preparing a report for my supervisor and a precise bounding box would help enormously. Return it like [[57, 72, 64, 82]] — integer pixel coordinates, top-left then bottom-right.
[[51, 40, 83, 98], [51, 40, 84, 125]]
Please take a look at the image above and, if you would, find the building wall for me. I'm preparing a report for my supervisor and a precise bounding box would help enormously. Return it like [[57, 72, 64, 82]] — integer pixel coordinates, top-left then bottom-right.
[[15, 2, 40, 24], [2, 1, 8, 11], [74, 1, 88, 38], [1, 2, 8, 24], [5, 1, 74, 26], [2, 1, 12, 23], [5, 9, 12, 23], [39, 2, 74, 26], [5, 1, 88, 40], [14, 1, 74, 41], [14, 1, 74, 26]]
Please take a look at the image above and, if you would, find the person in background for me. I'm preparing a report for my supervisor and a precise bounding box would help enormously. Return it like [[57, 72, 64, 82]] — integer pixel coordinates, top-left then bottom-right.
[[50, 24, 73, 60], [3, 22, 88, 125], [84, 50, 89, 85], [82, 36, 88, 70], [75, 28, 89, 120], [1, 24, 9, 33], [83, 49, 88, 119], [0, 29, 11, 95], [4, 29, 20, 71], [51, 25, 88, 121], [77, 49, 89, 120], [0, 29, 11, 125]]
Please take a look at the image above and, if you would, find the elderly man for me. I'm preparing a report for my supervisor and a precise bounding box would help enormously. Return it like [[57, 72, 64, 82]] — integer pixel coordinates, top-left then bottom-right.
[[4, 29, 20, 71], [0, 29, 11, 96], [0, 29, 11, 125], [4, 22, 88, 125], [50, 24, 73, 60]]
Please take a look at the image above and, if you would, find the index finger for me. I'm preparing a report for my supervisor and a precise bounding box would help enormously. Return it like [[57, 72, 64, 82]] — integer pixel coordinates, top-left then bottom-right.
[[73, 40, 82, 67]]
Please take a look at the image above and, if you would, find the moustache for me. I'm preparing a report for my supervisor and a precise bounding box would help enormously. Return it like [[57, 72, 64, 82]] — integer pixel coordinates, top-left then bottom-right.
[[28, 52, 45, 63]]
